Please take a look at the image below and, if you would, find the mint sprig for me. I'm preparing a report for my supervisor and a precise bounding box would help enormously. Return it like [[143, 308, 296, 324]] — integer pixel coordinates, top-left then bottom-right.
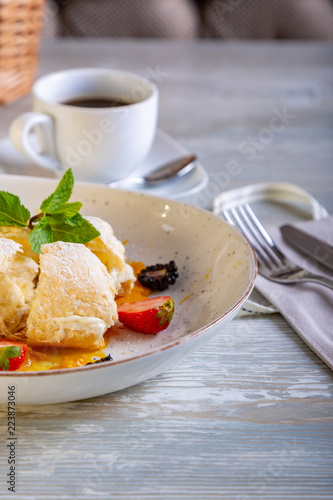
[[0, 346, 21, 371], [0, 169, 100, 253]]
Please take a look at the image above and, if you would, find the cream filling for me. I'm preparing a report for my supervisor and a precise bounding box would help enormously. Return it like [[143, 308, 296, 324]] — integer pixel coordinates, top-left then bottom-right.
[[110, 269, 122, 294], [110, 263, 135, 296], [53, 315, 107, 339], [5, 282, 25, 308]]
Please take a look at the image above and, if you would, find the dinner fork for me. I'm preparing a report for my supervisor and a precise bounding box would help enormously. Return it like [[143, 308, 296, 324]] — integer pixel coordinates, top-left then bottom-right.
[[222, 204, 333, 290]]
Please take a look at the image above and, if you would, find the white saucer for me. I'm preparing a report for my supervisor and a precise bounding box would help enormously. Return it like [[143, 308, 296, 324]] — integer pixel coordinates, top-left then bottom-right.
[[0, 129, 208, 201]]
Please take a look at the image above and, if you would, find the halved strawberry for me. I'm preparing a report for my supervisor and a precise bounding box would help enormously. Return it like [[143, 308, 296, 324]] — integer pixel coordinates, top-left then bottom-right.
[[0, 340, 28, 371], [117, 296, 174, 334]]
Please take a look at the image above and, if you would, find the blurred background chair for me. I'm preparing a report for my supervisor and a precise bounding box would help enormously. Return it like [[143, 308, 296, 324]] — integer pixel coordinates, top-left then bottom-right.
[[202, 0, 333, 39], [43, 0, 333, 40], [44, 0, 199, 38]]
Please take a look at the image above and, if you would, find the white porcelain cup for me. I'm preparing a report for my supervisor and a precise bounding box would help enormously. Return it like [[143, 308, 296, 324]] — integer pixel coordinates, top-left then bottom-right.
[[9, 68, 159, 182]]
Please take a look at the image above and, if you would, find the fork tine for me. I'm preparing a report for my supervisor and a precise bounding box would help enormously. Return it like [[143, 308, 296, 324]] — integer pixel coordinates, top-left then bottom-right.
[[222, 208, 234, 226], [237, 205, 281, 268], [243, 204, 287, 263], [222, 208, 273, 270]]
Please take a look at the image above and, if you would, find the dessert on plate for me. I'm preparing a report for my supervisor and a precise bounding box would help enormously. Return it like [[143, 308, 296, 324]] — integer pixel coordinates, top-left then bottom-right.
[[0, 169, 175, 372], [0, 217, 135, 350]]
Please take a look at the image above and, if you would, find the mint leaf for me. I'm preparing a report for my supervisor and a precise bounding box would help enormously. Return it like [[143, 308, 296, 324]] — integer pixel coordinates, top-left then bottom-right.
[[29, 222, 53, 253], [44, 213, 83, 229], [49, 213, 85, 228], [51, 218, 100, 245], [0, 346, 21, 371], [40, 169, 74, 213], [62, 213, 85, 227], [0, 191, 30, 227], [51, 201, 83, 218]]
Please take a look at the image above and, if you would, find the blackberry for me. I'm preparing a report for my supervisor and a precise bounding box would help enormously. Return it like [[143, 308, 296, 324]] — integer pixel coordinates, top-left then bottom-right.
[[138, 261, 178, 291]]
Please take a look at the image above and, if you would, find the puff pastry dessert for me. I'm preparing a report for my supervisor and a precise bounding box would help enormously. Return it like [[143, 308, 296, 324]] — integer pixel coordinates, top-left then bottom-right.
[[85, 216, 135, 296], [0, 226, 38, 263], [26, 241, 118, 349], [0, 238, 38, 339]]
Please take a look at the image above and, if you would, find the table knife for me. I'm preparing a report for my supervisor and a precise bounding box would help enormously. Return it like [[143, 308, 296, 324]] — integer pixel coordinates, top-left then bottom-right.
[[280, 224, 333, 272]]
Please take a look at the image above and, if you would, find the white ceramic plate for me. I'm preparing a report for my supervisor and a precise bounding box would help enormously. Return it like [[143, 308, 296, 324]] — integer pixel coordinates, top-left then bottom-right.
[[0, 175, 256, 405], [0, 129, 209, 201]]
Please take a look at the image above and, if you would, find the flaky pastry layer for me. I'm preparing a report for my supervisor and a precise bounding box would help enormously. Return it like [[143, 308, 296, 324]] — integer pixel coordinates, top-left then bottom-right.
[[0, 238, 38, 338], [85, 216, 135, 296], [26, 241, 118, 349]]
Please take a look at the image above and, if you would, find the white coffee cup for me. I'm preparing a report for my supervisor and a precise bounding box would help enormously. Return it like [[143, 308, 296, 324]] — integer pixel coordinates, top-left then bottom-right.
[[9, 68, 159, 182]]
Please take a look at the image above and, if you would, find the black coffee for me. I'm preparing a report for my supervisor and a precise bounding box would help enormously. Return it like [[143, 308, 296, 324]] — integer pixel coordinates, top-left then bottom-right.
[[62, 97, 131, 108]]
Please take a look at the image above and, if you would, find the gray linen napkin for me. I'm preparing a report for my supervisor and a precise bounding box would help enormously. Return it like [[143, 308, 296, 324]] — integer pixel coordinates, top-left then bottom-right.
[[254, 215, 333, 370]]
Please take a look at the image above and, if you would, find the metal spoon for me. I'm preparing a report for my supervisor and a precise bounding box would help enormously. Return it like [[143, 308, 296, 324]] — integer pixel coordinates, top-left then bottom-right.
[[106, 154, 197, 188]]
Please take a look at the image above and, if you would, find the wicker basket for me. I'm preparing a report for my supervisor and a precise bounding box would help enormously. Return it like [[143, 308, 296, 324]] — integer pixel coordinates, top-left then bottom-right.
[[0, 0, 45, 106]]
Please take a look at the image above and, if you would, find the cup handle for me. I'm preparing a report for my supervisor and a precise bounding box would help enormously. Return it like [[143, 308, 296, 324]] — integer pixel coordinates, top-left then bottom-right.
[[9, 112, 60, 172]]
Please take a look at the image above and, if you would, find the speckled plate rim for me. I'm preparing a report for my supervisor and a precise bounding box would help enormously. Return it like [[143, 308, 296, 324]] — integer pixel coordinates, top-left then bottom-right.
[[0, 175, 257, 378]]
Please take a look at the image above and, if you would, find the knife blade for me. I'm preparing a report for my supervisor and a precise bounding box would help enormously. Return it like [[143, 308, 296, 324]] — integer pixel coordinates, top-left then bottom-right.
[[280, 224, 333, 272]]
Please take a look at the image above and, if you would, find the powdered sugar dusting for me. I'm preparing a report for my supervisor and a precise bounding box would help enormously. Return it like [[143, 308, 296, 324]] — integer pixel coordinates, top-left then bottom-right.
[[0, 237, 22, 272], [26, 241, 119, 348]]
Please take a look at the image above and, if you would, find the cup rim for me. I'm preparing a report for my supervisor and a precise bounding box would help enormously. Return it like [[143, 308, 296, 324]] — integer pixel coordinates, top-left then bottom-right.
[[32, 68, 158, 111]]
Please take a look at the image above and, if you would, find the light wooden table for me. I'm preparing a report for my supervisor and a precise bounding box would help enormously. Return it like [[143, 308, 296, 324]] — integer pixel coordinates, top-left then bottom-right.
[[0, 40, 332, 500]]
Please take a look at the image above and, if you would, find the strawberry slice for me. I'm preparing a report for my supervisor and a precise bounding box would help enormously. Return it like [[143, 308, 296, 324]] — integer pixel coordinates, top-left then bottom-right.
[[117, 296, 174, 334], [0, 340, 28, 371]]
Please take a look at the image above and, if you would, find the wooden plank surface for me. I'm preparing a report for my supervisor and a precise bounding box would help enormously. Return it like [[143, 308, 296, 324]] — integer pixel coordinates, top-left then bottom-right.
[[0, 40, 333, 500]]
